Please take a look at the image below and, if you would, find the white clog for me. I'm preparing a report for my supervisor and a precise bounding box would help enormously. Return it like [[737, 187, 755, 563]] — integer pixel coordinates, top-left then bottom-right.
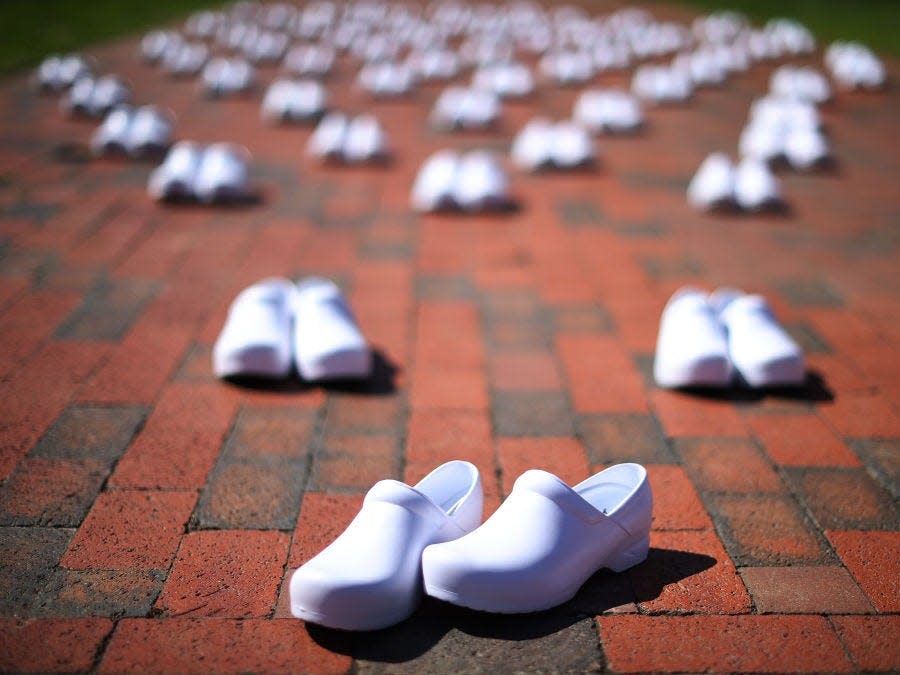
[[733, 157, 781, 211], [687, 152, 735, 210], [193, 143, 251, 204], [292, 277, 371, 381], [510, 118, 554, 171], [784, 127, 830, 170], [653, 287, 732, 388], [411, 150, 460, 212], [92, 105, 135, 156], [711, 289, 805, 387], [307, 112, 348, 161], [127, 106, 174, 158], [291, 460, 483, 630], [147, 141, 203, 201], [454, 151, 510, 212], [422, 463, 651, 614], [551, 121, 594, 169], [343, 114, 390, 164], [212, 277, 296, 379]]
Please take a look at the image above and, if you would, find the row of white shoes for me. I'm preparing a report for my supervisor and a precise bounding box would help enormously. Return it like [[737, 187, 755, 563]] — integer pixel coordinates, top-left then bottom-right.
[[654, 287, 805, 389], [148, 142, 252, 203], [91, 105, 174, 159], [688, 153, 782, 211], [307, 113, 390, 164], [290, 460, 652, 630], [213, 277, 372, 381], [411, 150, 512, 213]]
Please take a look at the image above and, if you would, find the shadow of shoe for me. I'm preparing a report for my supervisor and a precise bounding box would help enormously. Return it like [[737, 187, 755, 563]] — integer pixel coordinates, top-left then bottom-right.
[[319, 350, 400, 396], [666, 369, 833, 405], [306, 547, 716, 662], [222, 349, 399, 396]]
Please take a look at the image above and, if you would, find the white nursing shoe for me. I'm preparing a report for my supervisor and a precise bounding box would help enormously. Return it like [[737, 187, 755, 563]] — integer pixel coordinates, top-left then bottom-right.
[[711, 289, 805, 387], [193, 143, 251, 204], [733, 157, 781, 211], [454, 151, 510, 211], [212, 277, 295, 378], [687, 152, 735, 210], [307, 112, 348, 161], [291, 460, 483, 631], [411, 150, 460, 212], [343, 114, 390, 163], [292, 277, 371, 381], [147, 141, 203, 201], [511, 118, 554, 171], [653, 287, 732, 388], [422, 463, 651, 614], [92, 105, 135, 156]]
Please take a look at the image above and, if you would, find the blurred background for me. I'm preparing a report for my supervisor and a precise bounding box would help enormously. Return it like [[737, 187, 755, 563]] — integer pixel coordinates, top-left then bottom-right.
[[2, 0, 898, 76]]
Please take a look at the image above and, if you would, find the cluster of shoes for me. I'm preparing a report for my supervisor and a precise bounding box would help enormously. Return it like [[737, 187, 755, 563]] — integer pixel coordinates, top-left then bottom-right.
[[148, 142, 253, 203], [825, 42, 886, 91], [573, 89, 643, 134], [261, 78, 328, 123], [91, 105, 174, 159], [290, 460, 652, 630], [654, 287, 805, 389], [213, 277, 372, 382], [411, 150, 512, 213], [307, 113, 390, 164], [511, 119, 595, 172], [430, 87, 501, 131]]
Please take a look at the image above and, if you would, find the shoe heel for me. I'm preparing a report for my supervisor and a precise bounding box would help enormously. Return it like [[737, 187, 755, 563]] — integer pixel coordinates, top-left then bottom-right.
[[605, 535, 649, 573]]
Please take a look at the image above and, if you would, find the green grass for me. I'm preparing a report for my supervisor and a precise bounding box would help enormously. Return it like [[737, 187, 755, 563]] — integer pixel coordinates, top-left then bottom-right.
[[674, 0, 900, 58], [1, 0, 897, 77], [0, 0, 227, 75]]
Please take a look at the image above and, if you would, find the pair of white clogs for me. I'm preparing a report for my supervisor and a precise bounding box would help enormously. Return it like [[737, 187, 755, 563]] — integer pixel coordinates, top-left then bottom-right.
[[688, 153, 783, 212], [826, 42, 886, 91], [430, 86, 501, 131], [148, 141, 252, 203], [62, 75, 131, 118], [740, 96, 830, 170], [283, 44, 336, 78], [539, 50, 595, 85], [631, 64, 693, 104], [201, 57, 256, 97], [307, 113, 390, 164], [91, 105, 174, 159], [769, 65, 831, 104], [357, 62, 417, 98], [261, 79, 328, 124], [34, 54, 92, 94], [573, 89, 643, 134], [511, 118, 595, 172], [213, 277, 371, 382], [654, 287, 805, 389], [471, 62, 535, 99], [411, 150, 512, 213], [291, 461, 652, 631]]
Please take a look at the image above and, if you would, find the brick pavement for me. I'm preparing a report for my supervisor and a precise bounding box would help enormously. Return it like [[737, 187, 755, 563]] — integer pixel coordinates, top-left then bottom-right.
[[1, 2, 898, 673]]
